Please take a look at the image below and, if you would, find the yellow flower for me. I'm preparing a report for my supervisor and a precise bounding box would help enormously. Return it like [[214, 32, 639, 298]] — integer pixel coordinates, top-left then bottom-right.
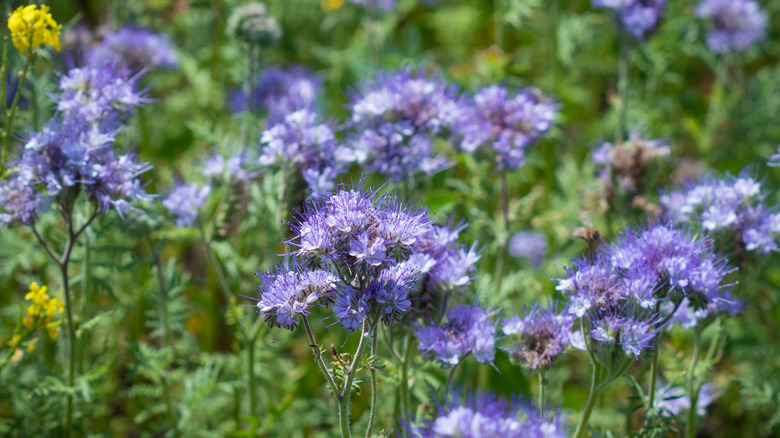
[[24, 282, 62, 326], [26, 337, 38, 352], [7, 5, 62, 54], [322, 0, 344, 12], [8, 334, 21, 348]]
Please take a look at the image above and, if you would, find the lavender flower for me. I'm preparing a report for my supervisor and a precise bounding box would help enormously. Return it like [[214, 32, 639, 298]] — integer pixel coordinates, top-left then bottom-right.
[[502, 305, 574, 369], [459, 86, 557, 170], [508, 231, 548, 267], [769, 146, 780, 167], [87, 26, 177, 72], [253, 260, 339, 330], [415, 304, 497, 367], [202, 151, 258, 183], [343, 68, 461, 182], [660, 173, 780, 254], [162, 182, 211, 227], [408, 390, 567, 438], [231, 66, 322, 120], [655, 382, 719, 417], [695, 0, 767, 53], [593, 0, 666, 40], [259, 109, 349, 196], [0, 171, 49, 226]]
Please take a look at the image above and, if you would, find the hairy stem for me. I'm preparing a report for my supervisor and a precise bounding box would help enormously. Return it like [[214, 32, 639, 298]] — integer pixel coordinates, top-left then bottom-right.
[[493, 169, 510, 295], [573, 361, 602, 438], [302, 316, 340, 399], [686, 329, 702, 438], [364, 326, 378, 438], [2, 47, 34, 161], [400, 334, 413, 424], [647, 350, 659, 410]]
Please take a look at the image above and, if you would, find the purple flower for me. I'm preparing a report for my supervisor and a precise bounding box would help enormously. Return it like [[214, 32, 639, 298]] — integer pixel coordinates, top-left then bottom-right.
[[415, 304, 497, 367], [508, 231, 548, 267], [593, 131, 671, 193], [0, 171, 49, 226], [333, 286, 370, 332], [655, 382, 719, 417], [660, 173, 780, 254], [254, 260, 339, 330], [55, 60, 148, 131], [458, 86, 557, 171], [162, 182, 211, 227], [202, 151, 258, 183], [231, 66, 322, 120], [258, 109, 348, 196], [87, 26, 178, 72], [343, 68, 461, 182], [349, 0, 396, 12], [502, 305, 574, 369], [695, 0, 767, 53], [408, 390, 567, 438], [593, 0, 666, 40]]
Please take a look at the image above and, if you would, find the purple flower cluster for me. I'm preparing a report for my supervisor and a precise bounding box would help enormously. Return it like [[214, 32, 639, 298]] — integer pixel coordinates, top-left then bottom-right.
[[55, 61, 147, 131], [259, 109, 350, 197], [695, 0, 767, 53], [202, 151, 258, 184], [162, 182, 211, 228], [593, 0, 666, 40], [415, 304, 497, 367], [256, 183, 445, 333], [654, 382, 719, 417], [414, 221, 482, 292], [87, 26, 178, 73], [458, 86, 557, 171], [232, 66, 322, 120], [409, 390, 567, 438], [1, 62, 151, 225], [661, 174, 780, 254], [344, 69, 461, 182], [508, 231, 548, 267], [502, 305, 574, 369], [557, 223, 735, 359], [592, 131, 671, 193]]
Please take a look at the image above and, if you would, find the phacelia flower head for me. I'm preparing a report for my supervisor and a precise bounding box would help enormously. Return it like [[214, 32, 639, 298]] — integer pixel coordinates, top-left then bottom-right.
[[660, 173, 780, 255], [231, 66, 322, 120], [408, 389, 567, 438], [87, 26, 178, 72], [55, 60, 148, 131], [593, 0, 666, 41], [415, 303, 497, 367], [654, 382, 719, 417], [259, 109, 349, 196], [202, 150, 258, 184], [8, 4, 61, 54], [344, 68, 461, 182], [502, 305, 574, 369], [458, 86, 557, 171], [226, 2, 282, 47], [253, 260, 339, 330], [508, 231, 548, 267], [695, 0, 767, 53], [593, 131, 671, 194], [162, 181, 211, 227]]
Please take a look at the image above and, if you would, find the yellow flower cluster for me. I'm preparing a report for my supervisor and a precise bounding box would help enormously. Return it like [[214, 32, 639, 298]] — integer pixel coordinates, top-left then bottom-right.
[[23, 282, 64, 340], [322, 0, 344, 12], [7, 4, 62, 54]]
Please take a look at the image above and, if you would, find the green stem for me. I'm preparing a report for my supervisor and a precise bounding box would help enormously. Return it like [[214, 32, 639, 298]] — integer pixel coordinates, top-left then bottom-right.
[[493, 169, 509, 295], [60, 253, 76, 437], [702, 55, 728, 152], [338, 394, 352, 438], [573, 362, 602, 438], [617, 32, 629, 143], [538, 371, 546, 411], [338, 320, 372, 438], [247, 329, 259, 418], [364, 325, 378, 438], [686, 329, 702, 438], [400, 334, 413, 423], [647, 350, 659, 410], [302, 316, 340, 399], [240, 44, 256, 148], [2, 47, 34, 162], [493, 0, 503, 50]]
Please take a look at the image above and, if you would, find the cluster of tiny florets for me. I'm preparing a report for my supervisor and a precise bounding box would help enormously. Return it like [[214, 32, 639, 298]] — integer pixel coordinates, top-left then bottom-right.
[[502, 305, 574, 369], [87, 26, 178, 72], [415, 303, 497, 367], [593, 0, 666, 41], [695, 0, 767, 53]]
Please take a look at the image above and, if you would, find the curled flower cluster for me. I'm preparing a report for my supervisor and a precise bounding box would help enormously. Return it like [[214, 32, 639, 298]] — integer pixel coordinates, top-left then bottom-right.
[[343, 68, 461, 182], [660, 174, 780, 254], [254, 183, 440, 333], [557, 223, 735, 359], [695, 0, 767, 53], [415, 304, 497, 367], [87, 26, 178, 72], [7, 4, 61, 54], [593, 0, 666, 41], [408, 389, 567, 438], [459, 86, 557, 171], [232, 66, 322, 120], [502, 305, 574, 369], [259, 109, 349, 196], [593, 132, 670, 193], [226, 2, 281, 47]]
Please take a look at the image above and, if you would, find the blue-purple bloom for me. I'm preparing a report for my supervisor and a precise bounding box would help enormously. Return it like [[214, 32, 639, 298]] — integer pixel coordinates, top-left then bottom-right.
[[508, 231, 548, 267], [695, 0, 767, 53], [502, 305, 574, 369], [259, 109, 349, 196], [231, 66, 322, 120], [202, 151, 258, 183], [343, 68, 461, 182], [162, 182, 211, 227], [408, 390, 567, 438], [458, 86, 557, 170], [87, 26, 178, 72], [660, 173, 780, 254], [415, 304, 497, 367], [593, 0, 666, 40], [654, 382, 719, 417]]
